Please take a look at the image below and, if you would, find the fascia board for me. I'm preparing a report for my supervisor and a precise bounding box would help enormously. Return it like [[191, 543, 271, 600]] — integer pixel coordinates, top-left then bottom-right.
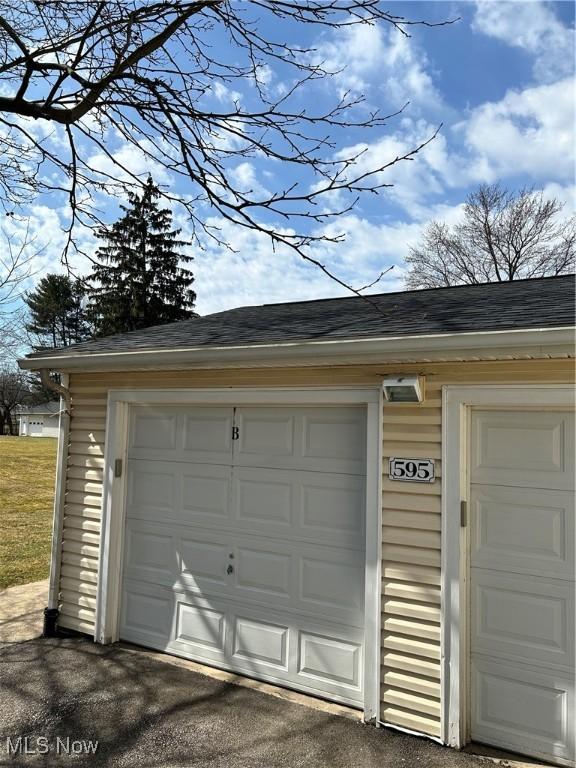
[[17, 326, 576, 372]]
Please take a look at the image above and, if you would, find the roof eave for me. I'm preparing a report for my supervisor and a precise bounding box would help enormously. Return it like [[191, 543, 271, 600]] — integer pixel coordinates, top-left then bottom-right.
[[17, 326, 576, 373]]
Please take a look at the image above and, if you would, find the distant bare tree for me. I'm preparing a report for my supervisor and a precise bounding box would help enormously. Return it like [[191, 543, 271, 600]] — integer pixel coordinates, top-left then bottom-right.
[[406, 184, 576, 289], [0, 224, 40, 362], [0, 225, 34, 310], [0, 309, 28, 365], [0, 366, 28, 434], [0, 1, 451, 292]]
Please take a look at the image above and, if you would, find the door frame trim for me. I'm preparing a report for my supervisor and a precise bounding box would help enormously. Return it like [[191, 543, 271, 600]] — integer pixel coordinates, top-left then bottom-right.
[[94, 386, 383, 722], [441, 384, 576, 748]]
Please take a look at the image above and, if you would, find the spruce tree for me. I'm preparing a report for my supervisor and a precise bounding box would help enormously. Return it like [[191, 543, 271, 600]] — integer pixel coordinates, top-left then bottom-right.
[[25, 274, 89, 348], [89, 177, 196, 337]]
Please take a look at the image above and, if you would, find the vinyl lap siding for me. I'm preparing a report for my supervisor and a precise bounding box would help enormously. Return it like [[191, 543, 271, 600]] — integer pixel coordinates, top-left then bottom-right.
[[56, 359, 574, 740], [58, 396, 106, 632], [381, 387, 442, 737]]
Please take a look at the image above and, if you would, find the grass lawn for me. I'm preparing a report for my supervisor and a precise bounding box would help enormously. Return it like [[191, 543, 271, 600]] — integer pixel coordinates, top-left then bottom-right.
[[0, 436, 57, 589]]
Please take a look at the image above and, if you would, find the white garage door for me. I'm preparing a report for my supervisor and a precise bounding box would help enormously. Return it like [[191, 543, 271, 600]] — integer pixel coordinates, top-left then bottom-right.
[[470, 409, 575, 766], [29, 419, 44, 436], [120, 405, 367, 706]]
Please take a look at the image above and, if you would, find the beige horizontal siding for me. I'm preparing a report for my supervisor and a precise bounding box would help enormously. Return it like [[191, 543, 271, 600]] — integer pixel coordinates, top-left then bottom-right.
[[56, 359, 574, 740], [57, 389, 104, 632]]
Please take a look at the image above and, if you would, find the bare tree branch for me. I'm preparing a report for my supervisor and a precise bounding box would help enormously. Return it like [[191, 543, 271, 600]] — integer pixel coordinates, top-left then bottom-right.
[[0, 1, 454, 291], [0, 223, 37, 310]]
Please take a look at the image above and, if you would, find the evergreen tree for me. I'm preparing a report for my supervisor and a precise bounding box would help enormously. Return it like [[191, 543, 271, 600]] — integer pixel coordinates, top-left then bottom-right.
[[88, 177, 196, 337], [25, 273, 90, 348]]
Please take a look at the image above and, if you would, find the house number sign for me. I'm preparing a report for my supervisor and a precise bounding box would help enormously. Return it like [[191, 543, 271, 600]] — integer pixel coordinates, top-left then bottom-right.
[[389, 457, 435, 483]]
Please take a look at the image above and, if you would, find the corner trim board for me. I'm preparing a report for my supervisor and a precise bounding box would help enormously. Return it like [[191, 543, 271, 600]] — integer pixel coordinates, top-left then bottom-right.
[[47, 373, 70, 611]]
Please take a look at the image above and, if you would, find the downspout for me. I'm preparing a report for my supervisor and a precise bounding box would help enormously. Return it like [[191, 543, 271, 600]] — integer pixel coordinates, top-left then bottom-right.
[[40, 370, 71, 637]]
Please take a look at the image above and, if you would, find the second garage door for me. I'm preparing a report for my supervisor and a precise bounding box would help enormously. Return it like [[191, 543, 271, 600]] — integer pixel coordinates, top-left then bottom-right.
[[470, 409, 575, 765], [119, 404, 367, 705]]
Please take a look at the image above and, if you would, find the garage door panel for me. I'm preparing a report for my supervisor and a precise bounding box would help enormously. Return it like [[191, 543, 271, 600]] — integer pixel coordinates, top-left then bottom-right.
[[237, 410, 294, 459], [176, 602, 226, 653], [181, 466, 232, 521], [122, 586, 173, 643], [301, 474, 365, 539], [182, 408, 234, 463], [231, 539, 363, 625], [130, 410, 178, 453], [122, 580, 365, 704], [229, 537, 364, 626], [124, 526, 176, 583], [128, 407, 234, 464], [299, 631, 362, 690], [123, 519, 364, 627], [472, 570, 574, 668], [302, 411, 366, 471], [232, 616, 289, 670], [471, 485, 574, 579], [127, 464, 176, 518], [235, 468, 294, 527], [300, 550, 365, 617], [124, 521, 229, 593], [235, 546, 292, 599], [234, 467, 364, 548], [180, 537, 228, 588], [471, 410, 575, 489], [127, 460, 232, 525], [471, 656, 574, 764], [235, 406, 366, 474]]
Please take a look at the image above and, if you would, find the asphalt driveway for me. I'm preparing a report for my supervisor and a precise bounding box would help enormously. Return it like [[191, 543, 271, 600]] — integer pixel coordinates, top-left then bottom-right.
[[0, 583, 491, 768], [0, 635, 491, 768]]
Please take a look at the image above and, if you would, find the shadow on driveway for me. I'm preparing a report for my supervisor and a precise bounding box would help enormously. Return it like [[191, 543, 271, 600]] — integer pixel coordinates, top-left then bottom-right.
[[0, 636, 487, 768]]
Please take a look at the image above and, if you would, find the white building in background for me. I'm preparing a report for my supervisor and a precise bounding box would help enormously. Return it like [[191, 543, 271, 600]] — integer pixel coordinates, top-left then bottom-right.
[[17, 402, 60, 437]]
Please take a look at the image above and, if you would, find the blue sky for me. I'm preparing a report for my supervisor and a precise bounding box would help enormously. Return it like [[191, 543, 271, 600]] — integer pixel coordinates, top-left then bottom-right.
[[7, 0, 575, 316]]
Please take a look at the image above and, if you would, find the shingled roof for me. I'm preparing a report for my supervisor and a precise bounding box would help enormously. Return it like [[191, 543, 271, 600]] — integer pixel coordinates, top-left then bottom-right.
[[24, 274, 575, 361]]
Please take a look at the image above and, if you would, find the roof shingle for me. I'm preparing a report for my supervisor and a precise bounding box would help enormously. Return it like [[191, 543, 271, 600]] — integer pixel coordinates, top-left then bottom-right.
[[25, 274, 575, 360]]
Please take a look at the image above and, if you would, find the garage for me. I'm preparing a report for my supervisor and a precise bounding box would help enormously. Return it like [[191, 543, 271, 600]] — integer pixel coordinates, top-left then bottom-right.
[[119, 404, 368, 706], [18, 275, 575, 764], [469, 409, 575, 765]]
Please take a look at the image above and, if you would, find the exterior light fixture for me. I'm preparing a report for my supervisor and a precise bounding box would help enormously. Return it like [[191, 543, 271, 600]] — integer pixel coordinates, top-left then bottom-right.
[[382, 375, 425, 403]]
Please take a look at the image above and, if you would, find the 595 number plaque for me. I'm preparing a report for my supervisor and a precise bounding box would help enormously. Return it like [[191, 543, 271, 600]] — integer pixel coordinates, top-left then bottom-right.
[[389, 457, 435, 483]]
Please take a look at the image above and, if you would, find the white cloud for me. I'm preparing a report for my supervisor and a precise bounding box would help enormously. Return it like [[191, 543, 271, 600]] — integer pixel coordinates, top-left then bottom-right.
[[212, 81, 242, 104], [313, 23, 442, 109], [472, 0, 575, 83], [228, 162, 272, 199], [188, 219, 333, 314], [87, 137, 172, 185], [326, 73, 574, 223], [313, 213, 419, 286], [540, 182, 576, 214], [332, 119, 456, 217], [2, 204, 97, 295], [458, 77, 575, 183], [185, 212, 441, 314], [379, 27, 442, 109]]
